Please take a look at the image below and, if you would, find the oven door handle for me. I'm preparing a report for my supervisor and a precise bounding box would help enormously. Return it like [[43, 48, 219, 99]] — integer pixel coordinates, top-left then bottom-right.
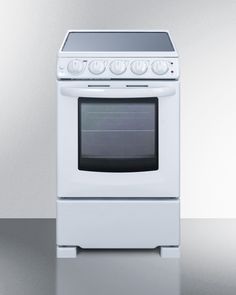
[[60, 87, 176, 98]]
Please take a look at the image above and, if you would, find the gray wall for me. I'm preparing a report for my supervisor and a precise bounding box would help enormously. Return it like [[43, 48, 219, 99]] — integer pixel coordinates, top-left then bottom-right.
[[0, 0, 236, 218]]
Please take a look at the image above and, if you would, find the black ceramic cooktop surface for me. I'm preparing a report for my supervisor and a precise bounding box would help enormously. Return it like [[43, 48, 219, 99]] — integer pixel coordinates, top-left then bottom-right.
[[62, 32, 174, 52]]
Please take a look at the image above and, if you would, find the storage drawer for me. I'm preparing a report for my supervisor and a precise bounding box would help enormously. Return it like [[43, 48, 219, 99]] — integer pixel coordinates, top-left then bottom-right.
[[57, 199, 180, 248]]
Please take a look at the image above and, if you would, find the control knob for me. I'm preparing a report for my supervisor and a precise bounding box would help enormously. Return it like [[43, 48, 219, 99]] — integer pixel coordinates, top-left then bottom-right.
[[110, 60, 127, 75], [67, 59, 85, 75], [152, 60, 169, 75], [89, 60, 106, 75], [131, 60, 148, 75]]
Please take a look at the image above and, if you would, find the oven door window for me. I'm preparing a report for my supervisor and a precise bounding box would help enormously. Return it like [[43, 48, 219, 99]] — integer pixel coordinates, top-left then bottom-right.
[[78, 97, 158, 172]]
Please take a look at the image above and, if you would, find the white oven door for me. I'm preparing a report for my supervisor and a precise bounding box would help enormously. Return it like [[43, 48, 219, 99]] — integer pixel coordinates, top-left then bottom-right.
[[57, 81, 179, 198]]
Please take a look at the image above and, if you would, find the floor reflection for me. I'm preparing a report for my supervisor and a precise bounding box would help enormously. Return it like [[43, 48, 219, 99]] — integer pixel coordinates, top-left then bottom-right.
[[2, 220, 236, 295], [56, 249, 180, 295]]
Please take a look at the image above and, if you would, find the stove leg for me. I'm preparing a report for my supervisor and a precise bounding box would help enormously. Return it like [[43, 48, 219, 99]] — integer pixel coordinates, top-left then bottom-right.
[[160, 246, 180, 258], [57, 246, 77, 258]]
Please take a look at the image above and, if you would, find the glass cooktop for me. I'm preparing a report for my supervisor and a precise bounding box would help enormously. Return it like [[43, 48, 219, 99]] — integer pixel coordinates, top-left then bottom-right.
[[62, 32, 175, 52]]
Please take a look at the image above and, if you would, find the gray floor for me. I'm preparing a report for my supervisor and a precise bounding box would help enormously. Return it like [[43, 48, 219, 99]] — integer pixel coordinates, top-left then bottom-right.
[[0, 220, 235, 295]]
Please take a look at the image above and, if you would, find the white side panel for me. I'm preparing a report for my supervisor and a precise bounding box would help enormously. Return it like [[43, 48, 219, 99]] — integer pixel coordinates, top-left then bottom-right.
[[57, 200, 180, 248]]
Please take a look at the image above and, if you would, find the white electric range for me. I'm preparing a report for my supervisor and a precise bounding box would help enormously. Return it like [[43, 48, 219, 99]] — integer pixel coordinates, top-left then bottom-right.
[[57, 30, 180, 258]]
